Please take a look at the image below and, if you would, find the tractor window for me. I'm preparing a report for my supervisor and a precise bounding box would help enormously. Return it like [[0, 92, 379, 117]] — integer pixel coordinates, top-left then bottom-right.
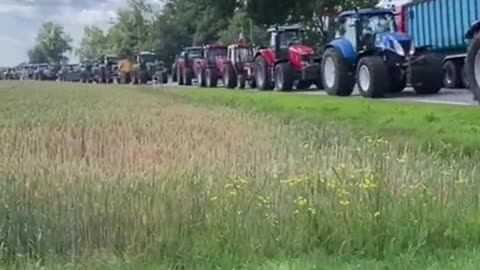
[[188, 49, 203, 59], [362, 14, 396, 33], [207, 48, 227, 61], [279, 31, 301, 49]]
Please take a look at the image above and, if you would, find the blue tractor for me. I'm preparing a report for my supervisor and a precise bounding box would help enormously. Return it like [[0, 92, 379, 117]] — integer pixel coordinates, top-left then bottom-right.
[[321, 8, 443, 98]]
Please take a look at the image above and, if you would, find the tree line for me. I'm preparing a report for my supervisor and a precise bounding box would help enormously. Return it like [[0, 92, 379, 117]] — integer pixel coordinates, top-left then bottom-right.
[[27, 0, 377, 66]]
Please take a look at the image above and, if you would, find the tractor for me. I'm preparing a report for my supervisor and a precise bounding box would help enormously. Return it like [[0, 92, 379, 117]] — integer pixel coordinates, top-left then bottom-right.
[[254, 25, 323, 91], [95, 55, 119, 84], [134, 51, 160, 84], [194, 44, 228, 88], [223, 39, 256, 89], [176, 46, 204, 86], [321, 8, 443, 98]]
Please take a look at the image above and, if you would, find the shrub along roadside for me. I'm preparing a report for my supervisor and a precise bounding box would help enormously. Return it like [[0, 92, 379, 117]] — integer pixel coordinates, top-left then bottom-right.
[[173, 88, 480, 155]]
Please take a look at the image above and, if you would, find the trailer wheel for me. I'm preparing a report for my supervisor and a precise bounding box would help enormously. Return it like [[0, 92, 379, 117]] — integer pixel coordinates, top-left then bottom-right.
[[321, 47, 355, 96], [411, 53, 443, 95], [274, 63, 294, 91], [442, 60, 461, 88], [197, 68, 206, 87], [206, 68, 217, 88], [255, 56, 273, 90], [357, 56, 389, 98], [466, 33, 480, 101], [224, 63, 237, 89]]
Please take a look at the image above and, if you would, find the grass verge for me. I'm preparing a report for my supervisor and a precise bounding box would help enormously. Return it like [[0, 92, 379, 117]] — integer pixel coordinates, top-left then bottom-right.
[[2, 82, 480, 269], [174, 88, 480, 154]]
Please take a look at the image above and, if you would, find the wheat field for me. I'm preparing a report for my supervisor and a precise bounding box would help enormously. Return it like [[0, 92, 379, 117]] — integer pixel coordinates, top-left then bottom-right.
[[1, 82, 480, 269]]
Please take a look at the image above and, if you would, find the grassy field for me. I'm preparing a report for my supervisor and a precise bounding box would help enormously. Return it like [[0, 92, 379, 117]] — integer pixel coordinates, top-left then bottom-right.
[[176, 88, 480, 155], [2, 81, 480, 269]]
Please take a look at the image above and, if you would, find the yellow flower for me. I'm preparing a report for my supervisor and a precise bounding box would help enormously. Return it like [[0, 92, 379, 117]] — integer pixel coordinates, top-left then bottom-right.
[[373, 211, 381, 218]]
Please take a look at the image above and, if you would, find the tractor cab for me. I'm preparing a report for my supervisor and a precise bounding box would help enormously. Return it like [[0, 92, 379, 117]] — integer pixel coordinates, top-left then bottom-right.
[[228, 41, 254, 66], [183, 46, 204, 63], [335, 9, 411, 56], [268, 25, 305, 61]]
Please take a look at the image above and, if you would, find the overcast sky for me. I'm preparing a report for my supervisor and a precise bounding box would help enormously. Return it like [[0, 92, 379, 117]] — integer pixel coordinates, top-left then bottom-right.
[[0, 0, 158, 66]]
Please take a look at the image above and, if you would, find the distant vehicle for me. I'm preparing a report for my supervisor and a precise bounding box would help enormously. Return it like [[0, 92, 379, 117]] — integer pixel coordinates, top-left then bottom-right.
[[95, 55, 119, 84], [59, 64, 82, 82], [223, 39, 256, 89], [175, 46, 204, 85], [193, 43, 228, 88], [134, 51, 160, 84], [34, 63, 57, 81]]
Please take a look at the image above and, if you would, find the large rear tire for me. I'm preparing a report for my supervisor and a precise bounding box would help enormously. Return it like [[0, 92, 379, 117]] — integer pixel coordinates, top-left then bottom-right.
[[274, 63, 294, 91], [411, 53, 443, 95], [442, 60, 461, 89], [254, 56, 273, 90], [356, 56, 389, 98], [321, 47, 355, 96], [466, 33, 480, 101]]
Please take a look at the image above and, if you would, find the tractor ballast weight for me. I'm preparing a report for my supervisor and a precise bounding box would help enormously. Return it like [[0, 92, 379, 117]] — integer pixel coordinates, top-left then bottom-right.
[[193, 44, 228, 88], [254, 25, 323, 91], [321, 8, 443, 98]]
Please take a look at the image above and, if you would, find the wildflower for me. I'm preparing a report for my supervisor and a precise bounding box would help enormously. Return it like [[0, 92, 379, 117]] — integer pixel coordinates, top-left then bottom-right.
[[210, 196, 218, 201], [308, 207, 316, 215], [339, 200, 350, 207], [294, 196, 308, 207], [373, 211, 381, 218]]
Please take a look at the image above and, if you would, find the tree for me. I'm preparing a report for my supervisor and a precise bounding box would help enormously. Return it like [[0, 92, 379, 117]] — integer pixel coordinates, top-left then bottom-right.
[[76, 26, 107, 61], [218, 10, 267, 46], [27, 45, 49, 64], [28, 22, 72, 64]]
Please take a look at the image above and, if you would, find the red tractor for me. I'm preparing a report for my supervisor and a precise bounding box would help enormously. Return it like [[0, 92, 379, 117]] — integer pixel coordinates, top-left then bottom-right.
[[223, 40, 256, 89], [194, 44, 228, 88], [254, 25, 322, 91], [175, 46, 204, 86]]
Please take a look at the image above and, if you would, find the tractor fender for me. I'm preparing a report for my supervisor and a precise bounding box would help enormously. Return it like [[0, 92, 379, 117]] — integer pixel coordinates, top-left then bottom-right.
[[255, 48, 276, 68], [325, 38, 356, 64], [466, 20, 480, 39]]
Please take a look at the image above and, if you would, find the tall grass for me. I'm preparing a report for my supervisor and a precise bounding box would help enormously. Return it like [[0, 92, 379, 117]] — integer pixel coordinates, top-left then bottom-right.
[[1, 82, 480, 268]]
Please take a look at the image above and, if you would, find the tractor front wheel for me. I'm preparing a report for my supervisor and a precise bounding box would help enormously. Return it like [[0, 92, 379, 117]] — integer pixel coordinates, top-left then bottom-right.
[[357, 56, 389, 98], [442, 60, 461, 89], [321, 48, 355, 96], [274, 63, 294, 91], [254, 56, 273, 90]]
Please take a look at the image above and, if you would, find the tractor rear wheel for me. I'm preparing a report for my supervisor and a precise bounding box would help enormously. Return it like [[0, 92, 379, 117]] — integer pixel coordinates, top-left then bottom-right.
[[411, 53, 443, 95], [197, 68, 206, 87], [466, 33, 480, 101], [224, 63, 237, 89], [321, 48, 355, 96], [357, 56, 390, 98], [274, 63, 294, 91], [206, 68, 217, 88], [255, 56, 273, 90], [442, 60, 461, 88]]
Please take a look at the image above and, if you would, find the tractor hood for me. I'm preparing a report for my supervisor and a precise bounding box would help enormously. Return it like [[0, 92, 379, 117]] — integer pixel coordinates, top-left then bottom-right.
[[375, 32, 412, 56], [289, 44, 315, 55]]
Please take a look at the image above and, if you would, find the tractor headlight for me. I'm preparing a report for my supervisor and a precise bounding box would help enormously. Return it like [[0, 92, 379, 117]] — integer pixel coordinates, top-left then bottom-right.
[[409, 41, 416, 55], [393, 40, 405, 56]]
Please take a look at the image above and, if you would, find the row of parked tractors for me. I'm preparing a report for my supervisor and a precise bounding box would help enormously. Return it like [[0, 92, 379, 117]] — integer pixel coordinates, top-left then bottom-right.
[[171, 8, 444, 98]]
